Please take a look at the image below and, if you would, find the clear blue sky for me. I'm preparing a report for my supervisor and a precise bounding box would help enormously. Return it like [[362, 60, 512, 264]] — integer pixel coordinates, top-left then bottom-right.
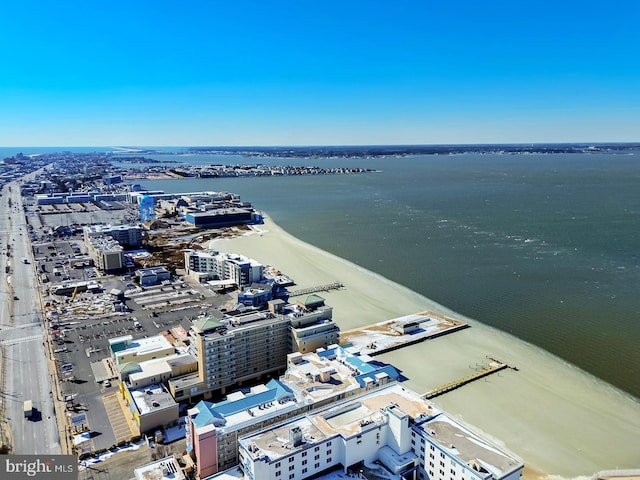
[[1, 1, 638, 146]]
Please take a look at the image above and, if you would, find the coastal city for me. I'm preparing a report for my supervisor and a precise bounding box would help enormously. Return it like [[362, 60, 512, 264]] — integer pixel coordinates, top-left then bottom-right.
[[0, 151, 637, 480]]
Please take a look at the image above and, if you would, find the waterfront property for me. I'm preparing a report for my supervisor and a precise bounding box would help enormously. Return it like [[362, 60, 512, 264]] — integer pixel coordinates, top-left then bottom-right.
[[237, 383, 524, 480], [186, 344, 400, 478], [184, 249, 264, 287]]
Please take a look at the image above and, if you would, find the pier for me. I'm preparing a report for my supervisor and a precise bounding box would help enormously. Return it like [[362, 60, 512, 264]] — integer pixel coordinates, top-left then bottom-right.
[[340, 311, 468, 356], [423, 356, 517, 399], [288, 281, 344, 297]]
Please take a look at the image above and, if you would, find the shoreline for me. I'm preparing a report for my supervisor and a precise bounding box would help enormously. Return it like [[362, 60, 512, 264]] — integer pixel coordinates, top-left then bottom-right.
[[211, 216, 640, 479]]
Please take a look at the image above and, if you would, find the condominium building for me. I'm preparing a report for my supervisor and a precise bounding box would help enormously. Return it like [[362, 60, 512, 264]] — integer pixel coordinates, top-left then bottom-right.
[[186, 312, 291, 399], [184, 249, 264, 287], [238, 383, 524, 480]]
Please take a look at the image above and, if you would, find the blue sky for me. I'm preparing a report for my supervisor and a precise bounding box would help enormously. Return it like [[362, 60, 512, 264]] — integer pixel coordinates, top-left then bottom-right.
[[1, 1, 638, 146]]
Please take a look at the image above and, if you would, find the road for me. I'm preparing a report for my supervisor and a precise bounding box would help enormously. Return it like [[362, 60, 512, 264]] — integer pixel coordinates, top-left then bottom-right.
[[0, 180, 61, 454]]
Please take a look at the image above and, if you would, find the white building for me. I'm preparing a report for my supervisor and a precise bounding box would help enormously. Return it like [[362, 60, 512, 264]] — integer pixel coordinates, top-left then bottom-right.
[[133, 456, 185, 480], [238, 383, 523, 480], [184, 249, 263, 287], [83, 224, 142, 247]]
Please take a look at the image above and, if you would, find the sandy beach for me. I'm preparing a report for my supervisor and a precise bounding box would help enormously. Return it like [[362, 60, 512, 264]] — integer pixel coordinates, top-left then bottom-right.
[[212, 216, 640, 479]]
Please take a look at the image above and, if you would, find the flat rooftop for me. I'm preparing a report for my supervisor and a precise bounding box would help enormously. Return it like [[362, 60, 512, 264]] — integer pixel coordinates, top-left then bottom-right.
[[131, 384, 177, 415], [134, 456, 185, 480], [418, 413, 523, 477]]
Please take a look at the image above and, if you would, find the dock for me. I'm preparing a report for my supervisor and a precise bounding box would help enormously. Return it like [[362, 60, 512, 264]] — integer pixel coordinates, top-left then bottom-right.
[[288, 281, 344, 297], [423, 356, 517, 399]]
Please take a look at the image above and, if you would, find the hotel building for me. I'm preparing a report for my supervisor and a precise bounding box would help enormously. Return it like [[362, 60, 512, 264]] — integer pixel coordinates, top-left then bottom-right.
[[238, 383, 523, 480]]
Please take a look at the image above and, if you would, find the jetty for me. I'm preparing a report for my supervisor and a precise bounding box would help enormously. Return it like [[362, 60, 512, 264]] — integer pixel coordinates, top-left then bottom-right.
[[423, 356, 518, 399], [288, 281, 344, 297]]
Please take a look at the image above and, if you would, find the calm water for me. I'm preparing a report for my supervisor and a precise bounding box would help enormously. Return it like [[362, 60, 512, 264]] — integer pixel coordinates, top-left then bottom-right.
[[138, 152, 640, 399]]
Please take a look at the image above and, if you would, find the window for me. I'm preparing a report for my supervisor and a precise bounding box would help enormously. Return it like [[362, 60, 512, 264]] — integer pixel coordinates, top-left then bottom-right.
[[327, 441, 332, 446], [289, 475, 295, 480], [314, 455, 319, 461], [302, 468, 307, 474], [327, 457, 332, 463], [315, 463, 319, 469], [302, 460, 307, 466], [302, 451, 307, 457], [275, 472, 281, 477], [289, 465, 294, 471], [275, 462, 281, 468], [327, 449, 332, 455], [289, 457, 294, 463]]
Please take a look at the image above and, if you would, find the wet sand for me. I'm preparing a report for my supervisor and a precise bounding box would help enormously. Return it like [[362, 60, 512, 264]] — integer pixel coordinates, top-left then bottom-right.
[[211, 217, 640, 479]]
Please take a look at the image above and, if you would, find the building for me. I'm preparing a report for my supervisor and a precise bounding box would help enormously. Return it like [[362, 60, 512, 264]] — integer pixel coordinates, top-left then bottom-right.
[[187, 312, 291, 399], [123, 383, 179, 435], [118, 352, 198, 390], [186, 344, 399, 477], [186, 379, 300, 477], [85, 236, 124, 272], [184, 250, 264, 287], [277, 295, 340, 355], [133, 456, 185, 480], [184, 208, 257, 229], [136, 266, 171, 286], [282, 345, 399, 407], [237, 282, 275, 309], [83, 224, 143, 247], [109, 335, 175, 366], [238, 383, 524, 480]]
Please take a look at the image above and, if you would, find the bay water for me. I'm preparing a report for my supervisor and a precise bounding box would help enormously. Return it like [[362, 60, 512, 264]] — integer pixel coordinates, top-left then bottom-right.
[[136, 152, 640, 400]]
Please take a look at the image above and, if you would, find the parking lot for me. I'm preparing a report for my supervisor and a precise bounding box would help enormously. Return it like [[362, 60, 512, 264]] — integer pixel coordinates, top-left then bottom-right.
[[27, 202, 233, 452]]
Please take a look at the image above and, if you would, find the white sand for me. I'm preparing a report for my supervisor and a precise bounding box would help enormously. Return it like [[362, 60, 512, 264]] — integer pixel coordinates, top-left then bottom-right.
[[212, 217, 640, 479]]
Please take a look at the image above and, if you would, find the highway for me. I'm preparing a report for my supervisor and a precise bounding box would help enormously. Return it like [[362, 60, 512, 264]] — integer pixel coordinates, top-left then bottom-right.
[[0, 180, 61, 454]]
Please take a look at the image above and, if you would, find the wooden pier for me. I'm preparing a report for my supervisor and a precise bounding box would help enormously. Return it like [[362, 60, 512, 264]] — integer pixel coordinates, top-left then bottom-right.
[[288, 282, 344, 297], [423, 356, 517, 400]]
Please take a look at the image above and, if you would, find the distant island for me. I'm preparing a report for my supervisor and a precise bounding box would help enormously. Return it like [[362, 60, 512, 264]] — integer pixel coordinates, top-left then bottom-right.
[[181, 143, 640, 158]]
